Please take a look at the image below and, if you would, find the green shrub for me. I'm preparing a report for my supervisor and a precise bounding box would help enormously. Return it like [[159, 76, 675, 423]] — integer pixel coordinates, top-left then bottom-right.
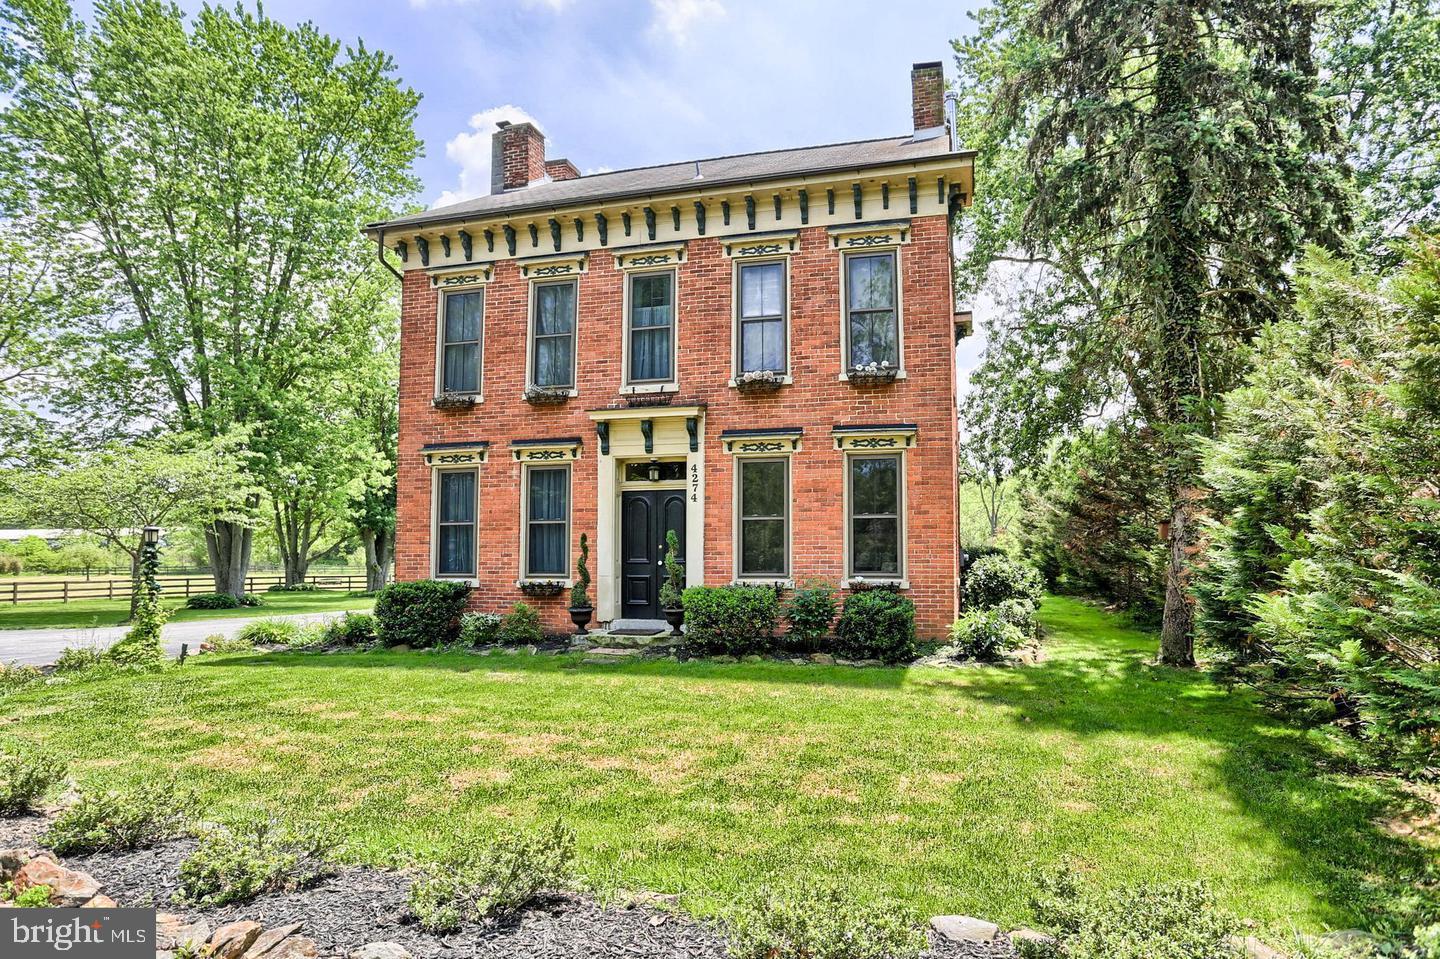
[[0, 556, 22, 576], [319, 612, 378, 647], [1026, 867, 1242, 959], [834, 590, 916, 663], [726, 877, 925, 959], [498, 602, 543, 646], [408, 820, 575, 933], [375, 579, 471, 648], [570, 533, 592, 609], [0, 663, 43, 697], [9, 883, 52, 907], [996, 597, 1040, 638], [53, 645, 105, 674], [659, 529, 685, 609], [949, 608, 1025, 662], [201, 633, 254, 654], [106, 590, 167, 667], [234, 618, 300, 646], [0, 748, 66, 815], [963, 554, 1044, 610], [267, 583, 319, 592], [459, 612, 502, 646], [682, 585, 779, 655], [184, 592, 263, 610], [179, 819, 335, 906], [784, 581, 836, 650], [41, 782, 190, 854]]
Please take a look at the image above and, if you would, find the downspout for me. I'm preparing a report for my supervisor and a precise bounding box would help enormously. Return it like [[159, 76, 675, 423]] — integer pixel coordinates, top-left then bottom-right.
[[375, 228, 402, 282]]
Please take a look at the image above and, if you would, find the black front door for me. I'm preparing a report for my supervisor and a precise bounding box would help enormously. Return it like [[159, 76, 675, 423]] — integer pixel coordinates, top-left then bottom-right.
[[620, 488, 687, 620]]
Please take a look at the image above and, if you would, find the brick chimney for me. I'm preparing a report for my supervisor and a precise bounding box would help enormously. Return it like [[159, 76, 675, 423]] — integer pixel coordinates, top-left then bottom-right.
[[491, 120, 546, 193], [545, 158, 580, 182], [911, 61, 945, 133]]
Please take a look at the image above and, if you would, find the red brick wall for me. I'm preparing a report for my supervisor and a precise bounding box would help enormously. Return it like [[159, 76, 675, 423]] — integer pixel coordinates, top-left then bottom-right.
[[396, 215, 959, 636], [911, 62, 945, 131]]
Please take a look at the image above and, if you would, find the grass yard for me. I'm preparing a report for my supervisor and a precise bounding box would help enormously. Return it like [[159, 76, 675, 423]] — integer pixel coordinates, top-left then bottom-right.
[[0, 590, 375, 630], [0, 597, 1422, 933]]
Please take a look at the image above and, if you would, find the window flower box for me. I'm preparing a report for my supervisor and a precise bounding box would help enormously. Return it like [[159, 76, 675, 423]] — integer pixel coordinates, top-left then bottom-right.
[[734, 370, 786, 394], [846, 362, 898, 385], [847, 576, 902, 593], [524, 385, 571, 406], [518, 580, 565, 598], [433, 392, 478, 410]]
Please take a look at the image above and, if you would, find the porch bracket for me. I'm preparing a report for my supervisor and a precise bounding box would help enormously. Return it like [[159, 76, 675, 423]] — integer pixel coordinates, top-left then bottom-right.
[[686, 417, 698, 452], [640, 419, 654, 454], [596, 422, 610, 456]]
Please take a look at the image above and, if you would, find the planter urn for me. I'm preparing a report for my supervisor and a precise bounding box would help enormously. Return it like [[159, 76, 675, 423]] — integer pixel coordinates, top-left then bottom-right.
[[568, 605, 593, 635], [662, 605, 685, 636]]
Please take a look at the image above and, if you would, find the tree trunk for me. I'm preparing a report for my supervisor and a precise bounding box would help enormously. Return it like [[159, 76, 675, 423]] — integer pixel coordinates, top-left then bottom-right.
[[361, 526, 393, 592], [1160, 495, 1197, 666], [205, 520, 253, 598], [128, 549, 141, 619]]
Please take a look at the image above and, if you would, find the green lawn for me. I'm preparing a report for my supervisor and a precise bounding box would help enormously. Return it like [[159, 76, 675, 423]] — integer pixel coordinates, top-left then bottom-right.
[[0, 597, 1421, 935], [0, 590, 375, 629]]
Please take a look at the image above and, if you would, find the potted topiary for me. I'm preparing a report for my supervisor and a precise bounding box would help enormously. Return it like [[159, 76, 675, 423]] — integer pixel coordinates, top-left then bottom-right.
[[658, 529, 686, 635], [568, 533, 593, 635]]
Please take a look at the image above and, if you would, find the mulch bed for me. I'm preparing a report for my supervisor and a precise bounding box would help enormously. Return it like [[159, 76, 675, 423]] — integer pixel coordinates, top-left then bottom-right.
[[0, 814, 1016, 959]]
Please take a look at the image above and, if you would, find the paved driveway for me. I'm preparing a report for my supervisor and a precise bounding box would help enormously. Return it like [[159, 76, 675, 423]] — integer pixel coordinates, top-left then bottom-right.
[[0, 609, 369, 666]]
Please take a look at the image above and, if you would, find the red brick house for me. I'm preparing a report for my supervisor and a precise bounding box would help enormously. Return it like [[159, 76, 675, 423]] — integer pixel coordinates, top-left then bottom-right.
[[366, 62, 974, 637]]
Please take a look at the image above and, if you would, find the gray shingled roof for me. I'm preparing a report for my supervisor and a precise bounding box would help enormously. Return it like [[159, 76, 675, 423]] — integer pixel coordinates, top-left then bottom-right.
[[370, 134, 963, 232]]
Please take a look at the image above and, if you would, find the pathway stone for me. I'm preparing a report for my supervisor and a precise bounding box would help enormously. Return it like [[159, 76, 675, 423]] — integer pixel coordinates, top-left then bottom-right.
[[931, 915, 1000, 943]]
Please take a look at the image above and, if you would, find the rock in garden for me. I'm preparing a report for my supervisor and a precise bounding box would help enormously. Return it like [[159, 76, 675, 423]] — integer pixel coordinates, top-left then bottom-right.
[[242, 922, 304, 958], [81, 894, 117, 908], [156, 914, 210, 953], [262, 936, 318, 959], [0, 848, 35, 882], [856, 659, 884, 667], [1231, 936, 1284, 959], [1010, 928, 1052, 948], [808, 653, 835, 665], [208, 920, 264, 959], [13, 856, 100, 906], [930, 915, 1000, 943], [348, 944, 413, 959]]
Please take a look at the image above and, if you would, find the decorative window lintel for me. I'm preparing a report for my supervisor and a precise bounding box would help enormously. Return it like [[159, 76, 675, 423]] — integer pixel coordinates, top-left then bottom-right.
[[614, 242, 687, 271], [510, 437, 583, 462], [722, 231, 799, 259], [518, 253, 589, 279], [827, 220, 912, 251], [428, 264, 493, 289], [423, 442, 490, 466], [721, 428, 803, 455], [831, 424, 917, 451]]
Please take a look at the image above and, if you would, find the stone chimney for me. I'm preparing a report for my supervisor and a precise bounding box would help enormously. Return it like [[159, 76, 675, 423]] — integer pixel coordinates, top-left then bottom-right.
[[491, 120, 547, 193], [911, 61, 945, 134], [545, 158, 580, 182]]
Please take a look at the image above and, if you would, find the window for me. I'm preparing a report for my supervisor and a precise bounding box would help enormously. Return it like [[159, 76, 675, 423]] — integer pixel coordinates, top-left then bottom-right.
[[525, 466, 569, 577], [737, 261, 785, 374], [847, 455, 902, 577], [845, 252, 898, 370], [531, 281, 576, 389], [440, 291, 483, 394], [628, 272, 674, 383], [738, 458, 788, 577], [436, 470, 477, 577], [624, 461, 686, 483]]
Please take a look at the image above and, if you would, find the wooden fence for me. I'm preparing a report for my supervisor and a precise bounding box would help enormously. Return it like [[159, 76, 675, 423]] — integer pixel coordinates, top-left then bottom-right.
[[2, 572, 370, 605]]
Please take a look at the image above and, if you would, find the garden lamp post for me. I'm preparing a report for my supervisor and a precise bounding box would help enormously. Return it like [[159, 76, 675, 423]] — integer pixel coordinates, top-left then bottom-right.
[[140, 525, 162, 606]]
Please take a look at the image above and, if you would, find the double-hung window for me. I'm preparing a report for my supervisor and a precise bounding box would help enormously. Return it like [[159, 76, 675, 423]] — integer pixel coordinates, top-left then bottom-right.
[[440, 291, 483, 395], [847, 454, 902, 577], [628, 272, 675, 383], [525, 466, 570, 578], [845, 252, 899, 370], [737, 261, 786, 374], [435, 470, 477, 578], [531, 281, 576, 390], [737, 458, 788, 578]]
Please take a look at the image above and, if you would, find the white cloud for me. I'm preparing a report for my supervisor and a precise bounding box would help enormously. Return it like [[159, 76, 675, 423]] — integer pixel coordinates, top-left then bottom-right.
[[647, 0, 725, 45], [431, 105, 545, 209]]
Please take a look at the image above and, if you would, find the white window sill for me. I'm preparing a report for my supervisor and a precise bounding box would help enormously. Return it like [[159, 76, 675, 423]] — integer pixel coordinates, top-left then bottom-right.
[[731, 578, 793, 588], [843, 578, 909, 590], [621, 383, 679, 395]]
